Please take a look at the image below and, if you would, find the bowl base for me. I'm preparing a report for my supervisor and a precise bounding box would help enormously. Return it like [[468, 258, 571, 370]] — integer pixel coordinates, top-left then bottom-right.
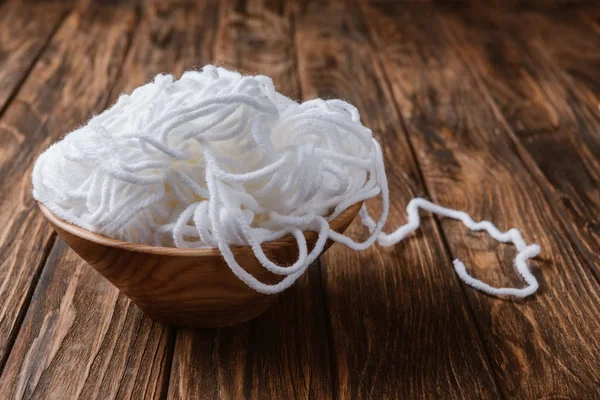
[[137, 296, 277, 329]]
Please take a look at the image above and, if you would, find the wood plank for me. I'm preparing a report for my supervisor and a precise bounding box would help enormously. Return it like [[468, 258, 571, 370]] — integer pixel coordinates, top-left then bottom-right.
[[167, 1, 335, 398], [362, 2, 600, 397], [493, 1, 597, 10], [0, 0, 72, 114], [0, 3, 176, 398], [0, 0, 75, 367], [109, 0, 219, 98], [169, 268, 334, 399], [0, 241, 173, 399], [0, 0, 129, 373], [292, 1, 501, 398], [442, 4, 600, 294], [213, 0, 298, 97]]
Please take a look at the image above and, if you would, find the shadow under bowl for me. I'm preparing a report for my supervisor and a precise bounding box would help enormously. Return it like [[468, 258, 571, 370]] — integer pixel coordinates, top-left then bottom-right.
[[38, 202, 362, 328]]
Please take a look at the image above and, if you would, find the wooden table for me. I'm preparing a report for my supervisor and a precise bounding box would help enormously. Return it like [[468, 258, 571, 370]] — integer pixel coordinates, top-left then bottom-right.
[[1, 0, 600, 398]]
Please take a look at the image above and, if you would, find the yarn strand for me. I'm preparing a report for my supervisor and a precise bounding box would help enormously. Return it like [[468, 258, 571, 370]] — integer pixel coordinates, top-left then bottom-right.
[[375, 198, 540, 298]]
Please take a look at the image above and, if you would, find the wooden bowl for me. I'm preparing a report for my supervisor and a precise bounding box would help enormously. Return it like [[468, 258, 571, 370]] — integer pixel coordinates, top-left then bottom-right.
[[38, 202, 361, 328]]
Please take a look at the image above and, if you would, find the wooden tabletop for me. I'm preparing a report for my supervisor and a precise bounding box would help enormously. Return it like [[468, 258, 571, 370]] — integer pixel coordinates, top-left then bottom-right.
[[1, 0, 600, 398]]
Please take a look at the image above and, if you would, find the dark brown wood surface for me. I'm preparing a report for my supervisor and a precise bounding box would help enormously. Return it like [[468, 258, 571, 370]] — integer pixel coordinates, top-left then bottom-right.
[[361, 3, 600, 397], [1, 0, 600, 398]]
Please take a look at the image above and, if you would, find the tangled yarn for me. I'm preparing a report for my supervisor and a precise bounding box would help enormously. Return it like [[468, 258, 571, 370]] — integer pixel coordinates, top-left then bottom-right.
[[32, 65, 540, 297]]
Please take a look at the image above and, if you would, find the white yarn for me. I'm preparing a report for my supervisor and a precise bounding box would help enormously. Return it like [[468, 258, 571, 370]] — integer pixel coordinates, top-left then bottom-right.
[[32, 65, 540, 298]]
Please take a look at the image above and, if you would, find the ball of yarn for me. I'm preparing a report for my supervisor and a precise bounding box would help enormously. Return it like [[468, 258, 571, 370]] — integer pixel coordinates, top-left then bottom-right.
[[33, 66, 377, 245], [32, 65, 541, 297]]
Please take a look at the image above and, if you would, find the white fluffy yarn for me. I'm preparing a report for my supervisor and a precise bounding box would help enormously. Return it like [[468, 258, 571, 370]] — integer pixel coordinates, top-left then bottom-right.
[[32, 65, 540, 297]]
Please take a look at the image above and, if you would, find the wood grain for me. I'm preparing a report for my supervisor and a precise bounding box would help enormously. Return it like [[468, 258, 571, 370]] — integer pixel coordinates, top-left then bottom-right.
[[0, 0, 72, 114], [0, 240, 173, 399], [441, 1, 600, 291], [167, 0, 335, 399], [214, 0, 300, 98], [0, 0, 137, 375], [169, 266, 335, 399], [109, 0, 219, 100], [0, 2, 170, 397], [293, 1, 501, 398], [362, 2, 600, 397]]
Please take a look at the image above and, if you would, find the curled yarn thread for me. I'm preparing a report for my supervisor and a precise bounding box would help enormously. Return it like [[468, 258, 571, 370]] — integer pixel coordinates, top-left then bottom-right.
[[32, 66, 540, 298]]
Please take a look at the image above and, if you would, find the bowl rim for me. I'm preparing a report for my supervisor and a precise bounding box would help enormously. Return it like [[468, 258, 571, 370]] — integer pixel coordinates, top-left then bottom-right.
[[38, 202, 363, 257]]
